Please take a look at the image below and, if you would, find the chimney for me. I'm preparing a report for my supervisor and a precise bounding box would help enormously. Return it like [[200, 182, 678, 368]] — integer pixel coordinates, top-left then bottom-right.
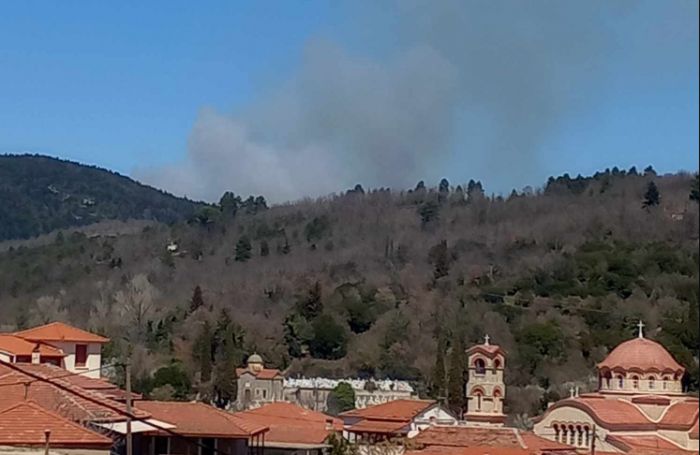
[[32, 345, 41, 364], [325, 418, 334, 430]]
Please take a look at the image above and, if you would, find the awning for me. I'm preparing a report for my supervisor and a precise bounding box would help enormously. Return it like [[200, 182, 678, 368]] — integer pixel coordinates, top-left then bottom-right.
[[93, 418, 176, 434]]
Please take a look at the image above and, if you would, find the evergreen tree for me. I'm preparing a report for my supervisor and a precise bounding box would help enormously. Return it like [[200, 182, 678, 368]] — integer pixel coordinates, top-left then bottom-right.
[[260, 240, 270, 257], [189, 285, 204, 313], [296, 281, 324, 319], [690, 174, 700, 203], [643, 181, 660, 208], [430, 336, 447, 400], [235, 236, 252, 262], [467, 180, 485, 201], [219, 191, 240, 218], [418, 201, 440, 228], [644, 165, 656, 176], [428, 240, 451, 281], [326, 381, 356, 415], [192, 320, 213, 382], [212, 312, 244, 408], [447, 336, 466, 415]]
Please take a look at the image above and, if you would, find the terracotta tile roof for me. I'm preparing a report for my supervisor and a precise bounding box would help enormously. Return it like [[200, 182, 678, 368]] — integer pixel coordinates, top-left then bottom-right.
[[606, 434, 695, 454], [0, 401, 112, 448], [406, 446, 565, 455], [546, 397, 653, 430], [135, 400, 267, 438], [467, 343, 505, 358], [518, 432, 573, 451], [0, 362, 148, 423], [341, 399, 436, 421], [0, 335, 65, 357], [659, 399, 699, 428], [14, 322, 110, 344], [231, 402, 341, 446], [597, 337, 684, 373], [689, 418, 699, 439], [412, 425, 573, 452], [346, 419, 410, 434], [236, 367, 283, 379]]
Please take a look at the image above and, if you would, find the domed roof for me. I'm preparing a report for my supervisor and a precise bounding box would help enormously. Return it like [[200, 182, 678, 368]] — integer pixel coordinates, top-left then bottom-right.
[[247, 353, 264, 364], [597, 337, 685, 374]]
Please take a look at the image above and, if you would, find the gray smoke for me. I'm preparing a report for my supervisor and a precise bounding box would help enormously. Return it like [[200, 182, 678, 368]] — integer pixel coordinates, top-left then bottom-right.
[[140, 0, 696, 202]]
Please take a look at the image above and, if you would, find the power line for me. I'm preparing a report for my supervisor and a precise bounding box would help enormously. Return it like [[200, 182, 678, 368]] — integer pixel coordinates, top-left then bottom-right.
[[0, 360, 264, 455], [0, 363, 115, 388]]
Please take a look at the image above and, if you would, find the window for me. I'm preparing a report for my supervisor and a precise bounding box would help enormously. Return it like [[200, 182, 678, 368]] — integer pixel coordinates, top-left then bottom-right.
[[474, 358, 486, 375], [663, 376, 670, 390], [648, 376, 655, 389], [199, 438, 216, 455], [75, 344, 87, 367], [154, 436, 169, 455], [617, 375, 624, 388], [262, 389, 268, 399], [632, 375, 639, 389]]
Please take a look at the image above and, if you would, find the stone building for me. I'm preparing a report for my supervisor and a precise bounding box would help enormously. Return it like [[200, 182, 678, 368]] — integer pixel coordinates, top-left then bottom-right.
[[533, 322, 699, 453], [464, 335, 506, 426], [236, 353, 285, 409]]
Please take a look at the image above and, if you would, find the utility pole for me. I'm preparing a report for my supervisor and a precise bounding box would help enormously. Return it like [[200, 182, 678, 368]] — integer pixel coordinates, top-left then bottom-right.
[[44, 429, 51, 455], [125, 358, 132, 455]]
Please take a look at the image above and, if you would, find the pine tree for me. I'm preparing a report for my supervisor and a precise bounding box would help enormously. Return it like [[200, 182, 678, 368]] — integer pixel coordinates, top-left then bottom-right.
[[447, 336, 466, 415], [643, 181, 660, 208], [190, 285, 204, 313], [235, 236, 252, 262], [428, 240, 451, 281]]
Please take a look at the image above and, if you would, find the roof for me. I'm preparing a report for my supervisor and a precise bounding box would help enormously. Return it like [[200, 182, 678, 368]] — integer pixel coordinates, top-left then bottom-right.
[[597, 337, 684, 373], [346, 419, 410, 434], [545, 396, 653, 430], [0, 335, 65, 357], [0, 401, 112, 448], [406, 447, 552, 455], [14, 322, 110, 344], [467, 343, 505, 358], [659, 398, 699, 428], [340, 399, 437, 421], [236, 367, 283, 379], [135, 401, 267, 438], [0, 362, 149, 423], [605, 434, 695, 454], [412, 426, 572, 452], [232, 402, 341, 446]]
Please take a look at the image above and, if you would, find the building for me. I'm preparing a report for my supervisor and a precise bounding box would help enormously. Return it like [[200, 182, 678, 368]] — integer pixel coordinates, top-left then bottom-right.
[[236, 354, 285, 408], [284, 378, 415, 412], [533, 322, 699, 453], [134, 400, 268, 455], [231, 401, 343, 455], [340, 399, 458, 444], [405, 425, 576, 455], [464, 335, 506, 426], [0, 401, 113, 455], [2, 322, 109, 379]]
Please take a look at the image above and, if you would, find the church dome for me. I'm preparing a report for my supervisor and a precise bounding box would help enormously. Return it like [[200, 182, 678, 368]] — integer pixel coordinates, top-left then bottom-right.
[[597, 337, 684, 374], [247, 353, 264, 364]]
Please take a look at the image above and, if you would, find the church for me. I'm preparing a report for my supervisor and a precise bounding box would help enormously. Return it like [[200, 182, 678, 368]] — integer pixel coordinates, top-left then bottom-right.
[[533, 322, 699, 453]]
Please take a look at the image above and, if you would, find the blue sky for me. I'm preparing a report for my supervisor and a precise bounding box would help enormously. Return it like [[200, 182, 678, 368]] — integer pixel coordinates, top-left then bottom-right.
[[1, 1, 697, 202]]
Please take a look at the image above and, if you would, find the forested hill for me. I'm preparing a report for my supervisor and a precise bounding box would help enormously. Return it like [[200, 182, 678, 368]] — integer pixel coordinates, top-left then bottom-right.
[[0, 166, 698, 420], [0, 154, 205, 240]]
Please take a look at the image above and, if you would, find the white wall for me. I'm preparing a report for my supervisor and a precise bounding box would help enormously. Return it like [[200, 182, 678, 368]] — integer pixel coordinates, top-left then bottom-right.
[[51, 342, 102, 378]]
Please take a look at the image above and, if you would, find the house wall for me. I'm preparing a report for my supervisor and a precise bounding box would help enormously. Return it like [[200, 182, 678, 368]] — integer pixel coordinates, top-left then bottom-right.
[[236, 374, 284, 408], [51, 342, 102, 378], [532, 405, 599, 450], [0, 352, 12, 363]]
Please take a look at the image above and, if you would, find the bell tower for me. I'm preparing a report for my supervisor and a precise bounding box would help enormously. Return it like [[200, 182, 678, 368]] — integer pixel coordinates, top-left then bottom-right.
[[465, 335, 506, 426]]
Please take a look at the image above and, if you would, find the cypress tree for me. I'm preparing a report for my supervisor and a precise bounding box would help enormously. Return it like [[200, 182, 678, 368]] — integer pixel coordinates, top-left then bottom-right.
[[235, 236, 252, 261], [643, 181, 660, 208], [447, 335, 466, 415]]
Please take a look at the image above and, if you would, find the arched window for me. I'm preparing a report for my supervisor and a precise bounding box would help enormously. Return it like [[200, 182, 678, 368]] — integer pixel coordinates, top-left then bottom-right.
[[494, 358, 501, 370], [553, 424, 560, 443], [663, 376, 670, 390], [576, 426, 583, 446], [568, 425, 575, 445], [584, 426, 590, 447], [632, 375, 639, 389], [602, 371, 612, 389], [617, 375, 624, 389], [648, 376, 655, 389], [474, 358, 486, 375], [475, 391, 482, 410], [561, 426, 567, 444]]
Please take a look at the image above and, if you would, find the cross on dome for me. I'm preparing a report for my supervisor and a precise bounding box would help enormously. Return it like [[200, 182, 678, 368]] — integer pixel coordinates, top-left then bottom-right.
[[637, 320, 645, 339], [484, 334, 490, 346]]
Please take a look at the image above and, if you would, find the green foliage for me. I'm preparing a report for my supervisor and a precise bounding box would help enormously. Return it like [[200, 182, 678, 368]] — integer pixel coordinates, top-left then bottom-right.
[[235, 236, 252, 262], [192, 320, 214, 382], [691, 174, 700, 203], [517, 321, 566, 383], [284, 313, 314, 358], [0, 154, 204, 241], [213, 311, 245, 408], [429, 336, 447, 400], [309, 314, 348, 360], [295, 281, 324, 320], [326, 381, 356, 415], [151, 361, 191, 400], [447, 336, 466, 414], [305, 216, 331, 243], [428, 240, 452, 281], [418, 201, 440, 227], [643, 181, 660, 208], [219, 191, 241, 218], [190, 285, 204, 313]]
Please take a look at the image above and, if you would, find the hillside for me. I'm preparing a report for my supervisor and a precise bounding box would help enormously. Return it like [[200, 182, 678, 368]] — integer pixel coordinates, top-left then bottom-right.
[[0, 166, 697, 420], [0, 154, 205, 240]]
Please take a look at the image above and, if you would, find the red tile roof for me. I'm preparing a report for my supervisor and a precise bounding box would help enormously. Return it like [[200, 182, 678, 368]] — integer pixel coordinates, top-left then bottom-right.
[[0, 362, 148, 423], [605, 434, 695, 454], [659, 399, 699, 428], [0, 401, 112, 448], [232, 402, 341, 446], [14, 322, 110, 344], [412, 426, 573, 452], [689, 418, 699, 439], [0, 335, 65, 357], [467, 343, 505, 358], [236, 367, 283, 379], [135, 401, 267, 438], [546, 396, 654, 430], [347, 419, 410, 434], [597, 337, 684, 373], [341, 399, 437, 421]]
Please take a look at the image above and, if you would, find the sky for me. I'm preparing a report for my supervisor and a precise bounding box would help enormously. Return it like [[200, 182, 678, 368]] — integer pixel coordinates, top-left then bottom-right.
[[1, 1, 697, 203]]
